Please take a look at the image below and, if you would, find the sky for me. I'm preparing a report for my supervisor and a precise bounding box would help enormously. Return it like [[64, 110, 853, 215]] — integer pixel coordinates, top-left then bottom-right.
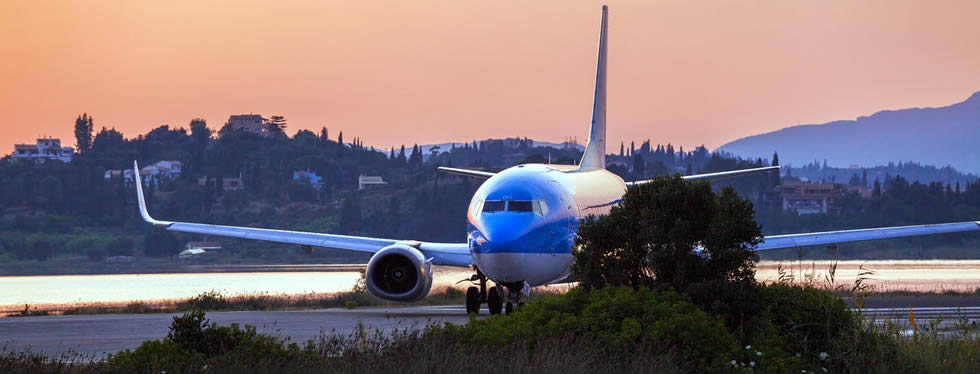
[[2, 0, 979, 154]]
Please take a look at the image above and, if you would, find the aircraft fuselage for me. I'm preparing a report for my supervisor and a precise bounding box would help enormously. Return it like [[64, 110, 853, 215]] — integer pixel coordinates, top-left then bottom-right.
[[467, 163, 626, 286]]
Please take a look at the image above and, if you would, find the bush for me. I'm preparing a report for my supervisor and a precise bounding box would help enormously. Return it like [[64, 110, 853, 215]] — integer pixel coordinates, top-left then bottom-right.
[[86, 245, 108, 261], [178, 290, 234, 311], [66, 236, 97, 256], [107, 311, 309, 371], [11, 216, 38, 232], [105, 237, 134, 257], [26, 235, 53, 261], [144, 226, 179, 257], [434, 286, 737, 371], [39, 215, 71, 233]]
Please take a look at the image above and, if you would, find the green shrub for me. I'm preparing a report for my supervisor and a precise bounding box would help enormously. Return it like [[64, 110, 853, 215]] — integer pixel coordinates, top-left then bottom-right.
[[26, 235, 53, 261], [39, 215, 71, 233], [435, 286, 736, 371], [65, 236, 97, 255], [104, 237, 134, 257], [178, 290, 233, 311], [108, 311, 311, 371], [11, 216, 38, 233], [85, 245, 108, 261]]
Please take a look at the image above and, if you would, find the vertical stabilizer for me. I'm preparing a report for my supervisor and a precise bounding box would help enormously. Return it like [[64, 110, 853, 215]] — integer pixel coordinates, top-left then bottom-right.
[[578, 5, 608, 171]]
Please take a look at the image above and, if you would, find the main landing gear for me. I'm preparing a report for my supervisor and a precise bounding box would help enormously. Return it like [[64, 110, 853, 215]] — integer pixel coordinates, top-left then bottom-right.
[[463, 267, 525, 316]]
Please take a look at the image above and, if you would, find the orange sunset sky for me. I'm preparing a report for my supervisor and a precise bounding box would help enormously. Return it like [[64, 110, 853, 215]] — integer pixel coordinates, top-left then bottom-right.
[[1, 0, 979, 153]]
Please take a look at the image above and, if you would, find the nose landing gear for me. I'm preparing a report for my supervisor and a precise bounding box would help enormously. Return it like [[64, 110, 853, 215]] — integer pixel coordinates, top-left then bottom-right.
[[462, 267, 527, 316]]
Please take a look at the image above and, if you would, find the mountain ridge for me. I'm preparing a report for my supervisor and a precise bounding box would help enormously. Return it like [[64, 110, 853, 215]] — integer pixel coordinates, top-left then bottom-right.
[[718, 91, 980, 173]]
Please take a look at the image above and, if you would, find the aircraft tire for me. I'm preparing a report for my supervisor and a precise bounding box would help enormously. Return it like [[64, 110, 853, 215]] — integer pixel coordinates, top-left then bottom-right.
[[505, 302, 514, 315], [487, 286, 503, 315], [465, 286, 480, 314]]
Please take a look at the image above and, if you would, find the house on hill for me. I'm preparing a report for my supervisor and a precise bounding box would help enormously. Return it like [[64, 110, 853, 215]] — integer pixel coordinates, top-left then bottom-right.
[[358, 175, 387, 190], [11, 138, 74, 163], [198, 173, 245, 191], [226, 114, 267, 136], [780, 181, 844, 215]]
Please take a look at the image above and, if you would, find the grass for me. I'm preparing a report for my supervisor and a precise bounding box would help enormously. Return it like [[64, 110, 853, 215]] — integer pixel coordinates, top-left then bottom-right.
[[0, 315, 690, 373], [5, 287, 467, 317]]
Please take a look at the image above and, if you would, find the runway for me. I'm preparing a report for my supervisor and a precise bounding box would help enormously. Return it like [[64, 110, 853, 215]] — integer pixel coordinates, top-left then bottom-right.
[[0, 305, 484, 359], [1, 304, 976, 360]]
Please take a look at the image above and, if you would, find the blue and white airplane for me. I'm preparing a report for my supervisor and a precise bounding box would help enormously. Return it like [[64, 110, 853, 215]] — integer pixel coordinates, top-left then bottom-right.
[[134, 5, 979, 315]]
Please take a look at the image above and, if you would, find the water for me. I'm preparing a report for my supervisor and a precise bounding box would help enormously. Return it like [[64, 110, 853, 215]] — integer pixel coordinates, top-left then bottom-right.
[[1, 260, 977, 309], [0, 272, 361, 308]]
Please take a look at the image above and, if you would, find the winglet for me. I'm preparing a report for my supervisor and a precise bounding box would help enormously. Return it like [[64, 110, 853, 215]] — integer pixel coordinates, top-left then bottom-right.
[[578, 5, 608, 171], [134, 161, 171, 227]]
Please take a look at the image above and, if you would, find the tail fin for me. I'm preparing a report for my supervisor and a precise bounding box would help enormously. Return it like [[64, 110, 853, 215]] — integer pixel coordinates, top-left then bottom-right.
[[578, 5, 608, 171]]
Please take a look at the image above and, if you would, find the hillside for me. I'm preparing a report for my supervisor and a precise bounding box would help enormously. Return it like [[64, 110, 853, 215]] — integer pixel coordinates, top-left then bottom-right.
[[718, 91, 980, 173]]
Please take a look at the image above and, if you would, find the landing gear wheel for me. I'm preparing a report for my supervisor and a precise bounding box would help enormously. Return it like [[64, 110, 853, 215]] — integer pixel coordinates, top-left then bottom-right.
[[505, 302, 514, 315], [518, 301, 525, 308], [487, 286, 503, 315], [465, 286, 480, 314]]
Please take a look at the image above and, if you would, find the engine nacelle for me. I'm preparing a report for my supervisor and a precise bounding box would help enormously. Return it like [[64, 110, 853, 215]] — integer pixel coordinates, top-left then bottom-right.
[[365, 244, 433, 302]]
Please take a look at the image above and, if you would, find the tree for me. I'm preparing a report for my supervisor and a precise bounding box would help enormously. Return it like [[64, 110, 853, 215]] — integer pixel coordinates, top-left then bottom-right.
[[29, 236, 54, 261], [848, 173, 861, 187], [265, 116, 287, 137], [771, 152, 779, 166], [144, 227, 179, 257], [106, 237, 135, 257], [572, 174, 762, 291], [74, 113, 94, 153], [632, 154, 645, 178]]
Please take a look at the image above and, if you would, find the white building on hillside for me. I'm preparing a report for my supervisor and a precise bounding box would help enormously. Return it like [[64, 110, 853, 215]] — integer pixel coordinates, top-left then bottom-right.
[[11, 138, 74, 163], [105, 160, 182, 186], [358, 175, 387, 190]]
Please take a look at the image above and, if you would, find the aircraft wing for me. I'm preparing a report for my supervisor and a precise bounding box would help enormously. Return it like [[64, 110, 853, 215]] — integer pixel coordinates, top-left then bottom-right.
[[628, 166, 780, 186], [757, 221, 980, 251], [134, 162, 472, 267], [437, 166, 496, 179]]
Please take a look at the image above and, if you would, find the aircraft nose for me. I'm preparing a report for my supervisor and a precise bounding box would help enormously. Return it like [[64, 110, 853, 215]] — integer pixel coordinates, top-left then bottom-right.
[[477, 214, 536, 244]]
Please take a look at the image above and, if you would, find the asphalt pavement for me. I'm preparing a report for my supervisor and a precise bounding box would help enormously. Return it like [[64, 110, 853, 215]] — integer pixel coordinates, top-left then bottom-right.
[[0, 305, 482, 359]]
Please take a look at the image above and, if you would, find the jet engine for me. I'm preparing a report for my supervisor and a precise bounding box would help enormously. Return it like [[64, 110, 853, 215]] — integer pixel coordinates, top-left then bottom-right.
[[365, 244, 433, 302]]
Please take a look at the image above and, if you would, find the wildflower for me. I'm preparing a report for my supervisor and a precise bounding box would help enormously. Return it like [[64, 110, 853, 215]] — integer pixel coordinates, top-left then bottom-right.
[[795, 353, 802, 358], [745, 345, 752, 350], [819, 352, 830, 360], [822, 369, 828, 373], [757, 351, 762, 356], [732, 360, 737, 366], [750, 362, 755, 367]]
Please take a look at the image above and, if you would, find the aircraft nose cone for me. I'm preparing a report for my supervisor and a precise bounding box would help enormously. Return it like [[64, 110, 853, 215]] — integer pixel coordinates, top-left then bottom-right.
[[482, 223, 521, 243]]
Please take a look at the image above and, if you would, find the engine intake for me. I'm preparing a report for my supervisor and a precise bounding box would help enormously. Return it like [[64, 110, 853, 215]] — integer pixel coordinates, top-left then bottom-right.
[[365, 244, 433, 302]]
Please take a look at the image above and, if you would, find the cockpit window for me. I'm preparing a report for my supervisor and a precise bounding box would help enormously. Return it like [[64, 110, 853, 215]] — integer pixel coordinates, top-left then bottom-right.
[[507, 200, 533, 212], [533, 200, 550, 217], [481, 199, 549, 216], [482, 200, 506, 213]]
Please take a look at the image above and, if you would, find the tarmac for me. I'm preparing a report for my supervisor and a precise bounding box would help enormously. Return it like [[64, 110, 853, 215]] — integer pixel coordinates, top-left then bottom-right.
[[0, 305, 483, 359]]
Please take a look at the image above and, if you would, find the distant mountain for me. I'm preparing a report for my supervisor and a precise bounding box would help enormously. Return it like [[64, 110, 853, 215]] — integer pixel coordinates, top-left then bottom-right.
[[717, 92, 980, 173]]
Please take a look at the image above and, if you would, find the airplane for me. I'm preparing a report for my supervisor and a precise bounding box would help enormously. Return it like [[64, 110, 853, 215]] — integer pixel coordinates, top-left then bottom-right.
[[133, 5, 979, 315]]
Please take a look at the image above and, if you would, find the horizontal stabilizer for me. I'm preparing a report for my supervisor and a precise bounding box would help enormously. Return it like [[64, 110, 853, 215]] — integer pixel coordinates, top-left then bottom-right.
[[437, 166, 496, 179]]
